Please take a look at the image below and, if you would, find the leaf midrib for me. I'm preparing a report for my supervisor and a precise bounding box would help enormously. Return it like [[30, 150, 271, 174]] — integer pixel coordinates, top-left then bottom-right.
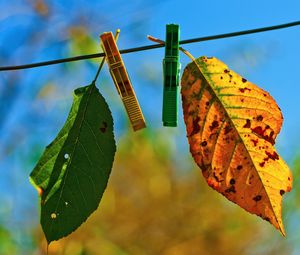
[[193, 58, 283, 234], [47, 84, 96, 240]]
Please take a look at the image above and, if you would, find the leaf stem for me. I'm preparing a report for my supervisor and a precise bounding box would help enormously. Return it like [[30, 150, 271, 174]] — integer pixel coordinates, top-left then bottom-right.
[[147, 35, 195, 61]]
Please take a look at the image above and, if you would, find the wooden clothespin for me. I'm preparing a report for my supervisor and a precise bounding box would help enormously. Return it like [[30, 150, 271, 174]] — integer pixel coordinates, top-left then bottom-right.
[[100, 31, 146, 131], [162, 24, 181, 127]]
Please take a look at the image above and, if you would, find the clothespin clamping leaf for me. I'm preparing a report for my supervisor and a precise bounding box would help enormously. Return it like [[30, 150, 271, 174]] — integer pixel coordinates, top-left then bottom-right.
[[163, 24, 181, 127], [100, 32, 146, 131]]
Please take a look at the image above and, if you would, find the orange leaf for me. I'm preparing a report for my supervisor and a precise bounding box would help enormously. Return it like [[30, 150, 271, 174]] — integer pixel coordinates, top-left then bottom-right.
[[181, 56, 292, 235]]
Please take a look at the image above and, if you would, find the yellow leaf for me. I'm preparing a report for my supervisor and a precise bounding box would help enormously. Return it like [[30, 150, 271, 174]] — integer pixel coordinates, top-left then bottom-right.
[[181, 56, 292, 235]]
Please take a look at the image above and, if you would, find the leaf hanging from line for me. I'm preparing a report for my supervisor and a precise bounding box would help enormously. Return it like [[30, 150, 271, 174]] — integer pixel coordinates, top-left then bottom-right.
[[181, 56, 292, 235], [30, 83, 116, 243]]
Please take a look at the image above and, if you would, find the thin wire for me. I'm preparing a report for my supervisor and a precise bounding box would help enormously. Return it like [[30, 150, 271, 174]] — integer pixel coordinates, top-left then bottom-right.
[[0, 20, 299, 71], [147, 35, 196, 61]]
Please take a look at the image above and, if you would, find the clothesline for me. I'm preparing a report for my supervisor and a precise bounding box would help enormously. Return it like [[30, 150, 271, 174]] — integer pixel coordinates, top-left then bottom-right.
[[0, 20, 299, 71]]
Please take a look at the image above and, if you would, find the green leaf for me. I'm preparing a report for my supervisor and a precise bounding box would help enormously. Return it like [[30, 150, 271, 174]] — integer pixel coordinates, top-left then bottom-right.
[[30, 83, 116, 243]]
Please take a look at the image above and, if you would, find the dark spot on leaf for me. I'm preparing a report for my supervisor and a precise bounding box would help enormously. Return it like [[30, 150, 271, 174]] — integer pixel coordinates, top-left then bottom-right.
[[240, 99, 244, 102], [251, 139, 258, 146], [259, 162, 265, 167], [280, 190, 285, 196], [225, 186, 236, 193], [190, 116, 201, 136], [209, 120, 219, 131], [224, 125, 233, 135], [264, 217, 270, 222], [243, 119, 251, 128], [206, 101, 210, 106], [263, 93, 267, 97], [220, 76, 223, 80], [256, 115, 263, 121], [237, 165, 243, 170], [230, 178, 235, 185], [239, 87, 251, 93], [224, 69, 230, 73], [265, 151, 279, 160], [251, 126, 275, 145], [201, 141, 207, 147], [213, 172, 222, 183], [253, 195, 262, 201], [200, 163, 208, 172], [251, 126, 264, 136], [242, 78, 247, 83], [100, 121, 108, 133]]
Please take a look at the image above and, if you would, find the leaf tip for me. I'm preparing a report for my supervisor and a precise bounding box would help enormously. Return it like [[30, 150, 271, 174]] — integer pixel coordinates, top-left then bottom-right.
[[278, 224, 286, 237]]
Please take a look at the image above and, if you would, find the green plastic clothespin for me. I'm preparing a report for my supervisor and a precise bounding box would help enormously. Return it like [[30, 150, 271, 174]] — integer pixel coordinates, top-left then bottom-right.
[[162, 24, 181, 127]]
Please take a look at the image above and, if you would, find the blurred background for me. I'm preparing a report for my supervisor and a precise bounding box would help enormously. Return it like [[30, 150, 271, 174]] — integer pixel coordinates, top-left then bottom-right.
[[1, 0, 300, 254]]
